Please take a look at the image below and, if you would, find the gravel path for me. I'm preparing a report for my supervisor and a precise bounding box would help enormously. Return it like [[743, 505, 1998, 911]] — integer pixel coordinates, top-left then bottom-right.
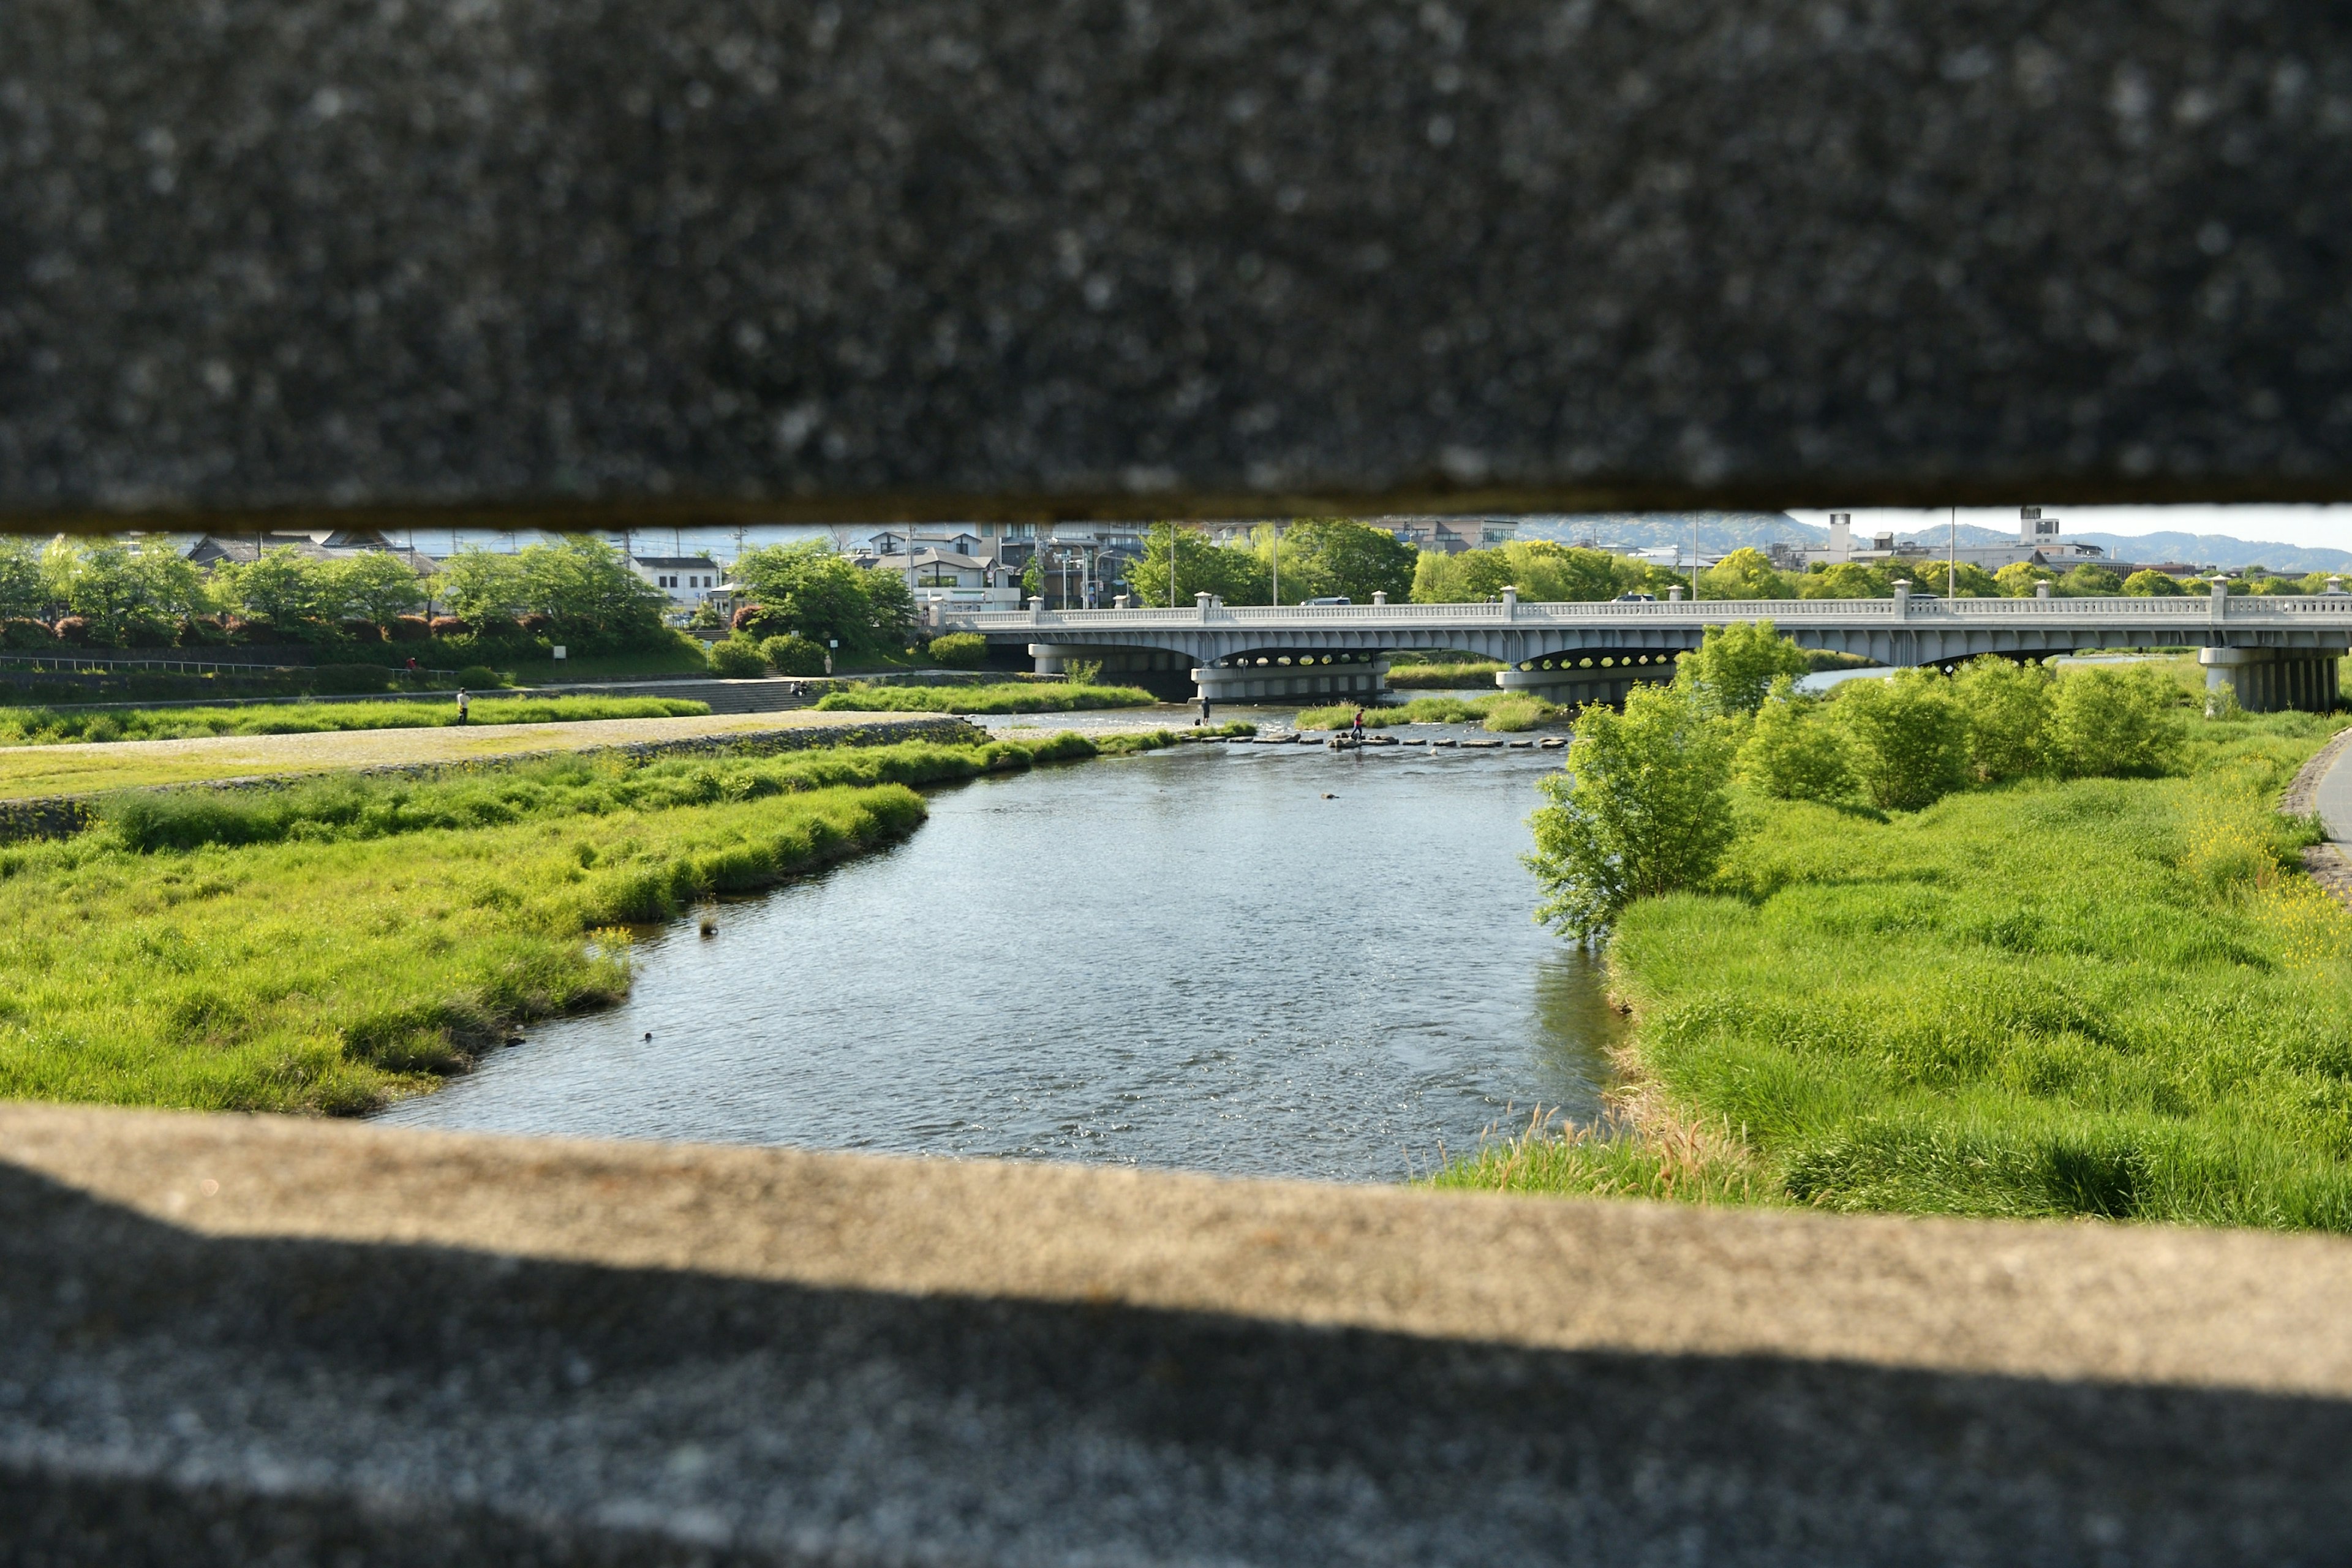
[[0, 709, 917, 799]]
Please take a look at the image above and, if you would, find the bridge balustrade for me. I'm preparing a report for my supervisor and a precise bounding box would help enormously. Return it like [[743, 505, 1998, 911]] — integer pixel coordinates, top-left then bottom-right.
[[949, 596, 2352, 710]]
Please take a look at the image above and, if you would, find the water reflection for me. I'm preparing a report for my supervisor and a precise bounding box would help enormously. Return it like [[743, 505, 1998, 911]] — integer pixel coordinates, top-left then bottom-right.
[[377, 741, 1621, 1182]]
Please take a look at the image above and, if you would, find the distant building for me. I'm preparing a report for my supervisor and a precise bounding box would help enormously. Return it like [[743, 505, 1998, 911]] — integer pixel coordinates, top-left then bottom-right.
[[1804, 508, 2108, 571], [630, 555, 723, 605], [183, 527, 437, 579]]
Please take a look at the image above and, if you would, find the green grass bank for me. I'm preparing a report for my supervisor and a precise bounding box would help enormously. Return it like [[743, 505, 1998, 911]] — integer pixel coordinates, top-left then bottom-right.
[[812, 680, 1156, 714], [1298, 693, 1565, 732], [0, 732, 1169, 1115], [0, 695, 712, 746], [1441, 709, 2352, 1230]]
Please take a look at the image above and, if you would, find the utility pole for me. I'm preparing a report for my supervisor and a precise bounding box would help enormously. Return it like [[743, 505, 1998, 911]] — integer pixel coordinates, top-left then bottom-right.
[[1169, 520, 1177, 608], [1691, 518, 1700, 602], [1271, 521, 1280, 607], [1950, 505, 1959, 600]]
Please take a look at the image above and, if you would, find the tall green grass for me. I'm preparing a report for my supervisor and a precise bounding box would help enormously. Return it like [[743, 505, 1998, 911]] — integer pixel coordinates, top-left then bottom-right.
[[1440, 711, 2352, 1231], [0, 731, 1158, 1113], [1298, 694, 1565, 732], [813, 681, 1155, 713], [0, 695, 712, 745]]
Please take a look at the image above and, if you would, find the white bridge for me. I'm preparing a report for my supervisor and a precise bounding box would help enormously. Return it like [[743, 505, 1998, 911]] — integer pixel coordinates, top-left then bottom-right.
[[943, 585, 2352, 712]]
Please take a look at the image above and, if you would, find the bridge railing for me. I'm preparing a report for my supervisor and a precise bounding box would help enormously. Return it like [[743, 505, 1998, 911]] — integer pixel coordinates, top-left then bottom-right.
[[943, 595, 2352, 632]]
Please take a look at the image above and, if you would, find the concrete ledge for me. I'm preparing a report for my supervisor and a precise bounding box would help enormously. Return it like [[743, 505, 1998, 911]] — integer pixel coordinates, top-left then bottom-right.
[[9, 1102, 2352, 1562], [6, 2, 2351, 515]]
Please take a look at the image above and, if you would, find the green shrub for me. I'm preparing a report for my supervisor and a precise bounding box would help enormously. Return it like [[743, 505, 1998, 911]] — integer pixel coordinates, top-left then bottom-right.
[[811, 681, 1152, 714], [928, 631, 989, 669], [1674, 620, 1812, 717], [310, 663, 393, 695], [2049, 665, 2180, 778], [1951, 657, 2053, 782], [453, 664, 500, 689], [759, 634, 827, 676], [1735, 678, 1854, 801], [1834, 670, 1968, 811], [706, 637, 769, 678], [1526, 683, 1735, 939]]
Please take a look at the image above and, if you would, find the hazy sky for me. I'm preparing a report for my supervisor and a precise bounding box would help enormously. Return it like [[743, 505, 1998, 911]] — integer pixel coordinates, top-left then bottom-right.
[[1784, 505, 2352, 550]]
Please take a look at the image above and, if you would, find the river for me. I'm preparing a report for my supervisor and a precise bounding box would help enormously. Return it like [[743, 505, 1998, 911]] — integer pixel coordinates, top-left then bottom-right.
[[375, 714, 1621, 1182]]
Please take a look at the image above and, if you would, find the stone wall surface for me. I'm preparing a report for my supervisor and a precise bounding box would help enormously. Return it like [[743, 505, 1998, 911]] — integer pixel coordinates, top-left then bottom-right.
[[9, 1102, 2352, 1563], [2, 1, 2349, 518]]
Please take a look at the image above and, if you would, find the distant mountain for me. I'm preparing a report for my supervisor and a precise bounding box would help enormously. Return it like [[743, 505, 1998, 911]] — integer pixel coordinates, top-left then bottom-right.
[[2064, 533, 2352, 574], [1509, 514, 2351, 574], [1891, 524, 2013, 549], [1515, 512, 1818, 552]]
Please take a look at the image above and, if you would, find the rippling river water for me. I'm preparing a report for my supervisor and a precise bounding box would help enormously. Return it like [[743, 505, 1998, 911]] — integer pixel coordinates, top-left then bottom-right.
[[375, 725, 1621, 1182]]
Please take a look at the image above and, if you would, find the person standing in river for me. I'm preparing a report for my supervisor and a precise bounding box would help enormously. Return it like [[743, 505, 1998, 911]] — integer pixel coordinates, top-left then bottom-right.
[[1351, 707, 1365, 745], [1199, 695, 1212, 726]]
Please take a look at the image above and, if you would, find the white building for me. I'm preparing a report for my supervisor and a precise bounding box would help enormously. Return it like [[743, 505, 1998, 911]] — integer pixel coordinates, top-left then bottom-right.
[[630, 554, 723, 605], [1805, 508, 2111, 572]]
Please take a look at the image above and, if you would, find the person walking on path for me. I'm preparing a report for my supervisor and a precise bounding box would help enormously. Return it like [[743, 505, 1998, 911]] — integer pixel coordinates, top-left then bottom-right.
[[454, 688, 470, 725]]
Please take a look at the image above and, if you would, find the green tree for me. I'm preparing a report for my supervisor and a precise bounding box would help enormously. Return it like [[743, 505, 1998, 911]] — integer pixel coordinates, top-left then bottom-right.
[[1525, 683, 1736, 940], [2048, 666, 2179, 778], [130, 540, 209, 625], [1261, 518, 1415, 604], [1798, 562, 1891, 599], [1700, 547, 1795, 600], [221, 547, 323, 631], [733, 540, 907, 649], [1834, 670, 1969, 811], [1993, 562, 2056, 597], [1123, 525, 1268, 607], [0, 539, 43, 620], [2122, 568, 2187, 597], [1736, 677, 1855, 801], [1410, 546, 1515, 603], [861, 564, 919, 646], [2060, 564, 2124, 596], [1501, 541, 1624, 602], [1911, 560, 1999, 598], [1674, 620, 1812, 717], [432, 550, 530, 624], [320, 551, 427, 626], [516, 536, 670, 641], [47, 540, 191, 643], [1950, 657, 2053, 782]]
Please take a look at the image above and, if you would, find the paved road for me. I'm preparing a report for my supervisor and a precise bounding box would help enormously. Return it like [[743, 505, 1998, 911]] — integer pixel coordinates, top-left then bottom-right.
[[2316, 733, 2352, 843]]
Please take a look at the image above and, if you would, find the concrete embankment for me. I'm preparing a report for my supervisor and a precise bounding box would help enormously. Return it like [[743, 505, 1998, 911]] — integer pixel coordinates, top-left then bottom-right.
[[7, 1101, 2352, 1562], [0, 712, 982, 841]]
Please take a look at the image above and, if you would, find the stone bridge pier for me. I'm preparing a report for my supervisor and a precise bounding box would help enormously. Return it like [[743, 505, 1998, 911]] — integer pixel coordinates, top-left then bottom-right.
[[2203, 648, 2345, 714]]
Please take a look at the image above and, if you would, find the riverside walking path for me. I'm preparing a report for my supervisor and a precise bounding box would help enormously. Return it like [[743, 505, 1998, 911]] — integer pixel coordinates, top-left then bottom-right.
[[0, 709, 961, 801]]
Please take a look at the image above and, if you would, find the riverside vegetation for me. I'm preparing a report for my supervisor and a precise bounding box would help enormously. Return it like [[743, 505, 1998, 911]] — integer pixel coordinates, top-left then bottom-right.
[[813, 680, 1156, 714], [0, 733, 1170, 1113], [1442, 624, 2352, 1231], [0, 695, 710, 746], [1298, 694, 1564, 733]]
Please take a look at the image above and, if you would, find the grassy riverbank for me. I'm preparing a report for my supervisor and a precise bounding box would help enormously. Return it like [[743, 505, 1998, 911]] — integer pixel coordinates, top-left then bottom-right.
[[0, 732, 1166, 1114], [1299, 694, 1564, 732], [813, 680, 1156, 714], [0, 695, 710, 746], [1441, 709, 2352, 1229], [1387, 660, 1505, 689]]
